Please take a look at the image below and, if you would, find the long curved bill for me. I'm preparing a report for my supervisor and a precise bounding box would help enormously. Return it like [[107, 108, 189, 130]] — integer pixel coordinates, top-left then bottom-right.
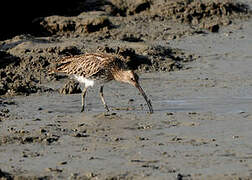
[[135, 83, 154, 114]]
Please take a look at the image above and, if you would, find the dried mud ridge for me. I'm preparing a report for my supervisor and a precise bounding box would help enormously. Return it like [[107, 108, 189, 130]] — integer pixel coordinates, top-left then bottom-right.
[[0, 40, 195, 96], [27, 0, 251, 37], [0, 0, 251, 97]]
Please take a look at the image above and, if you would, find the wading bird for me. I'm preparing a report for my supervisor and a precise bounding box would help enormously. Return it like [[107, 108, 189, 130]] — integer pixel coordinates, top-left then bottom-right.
[[51, 53, 153, 114]]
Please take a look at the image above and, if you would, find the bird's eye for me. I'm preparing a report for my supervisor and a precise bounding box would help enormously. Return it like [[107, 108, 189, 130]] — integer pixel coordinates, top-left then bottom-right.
[[130, 77, 134, 81]]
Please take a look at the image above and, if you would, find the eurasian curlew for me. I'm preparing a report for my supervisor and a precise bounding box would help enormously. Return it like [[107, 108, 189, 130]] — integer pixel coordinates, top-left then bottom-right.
[[51, 53, 153, 114]]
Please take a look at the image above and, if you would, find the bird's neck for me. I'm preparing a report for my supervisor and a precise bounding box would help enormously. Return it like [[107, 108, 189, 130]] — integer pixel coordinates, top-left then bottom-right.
[[112, 69, 127, 83]]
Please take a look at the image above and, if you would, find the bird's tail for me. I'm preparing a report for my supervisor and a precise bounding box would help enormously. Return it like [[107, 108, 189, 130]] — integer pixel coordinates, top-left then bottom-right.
[[48, 56, 73, 75]]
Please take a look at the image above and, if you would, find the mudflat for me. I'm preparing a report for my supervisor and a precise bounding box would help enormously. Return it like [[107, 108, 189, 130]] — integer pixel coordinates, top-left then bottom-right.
[[1, 0, 252, 179]]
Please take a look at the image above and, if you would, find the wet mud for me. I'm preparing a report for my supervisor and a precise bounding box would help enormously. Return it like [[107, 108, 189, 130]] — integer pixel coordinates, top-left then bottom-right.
[[1, 0, 252, 179]]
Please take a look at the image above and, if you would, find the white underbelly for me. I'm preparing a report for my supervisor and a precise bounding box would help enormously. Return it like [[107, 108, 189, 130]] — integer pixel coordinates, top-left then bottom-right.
[[73, 75, 94, 87]]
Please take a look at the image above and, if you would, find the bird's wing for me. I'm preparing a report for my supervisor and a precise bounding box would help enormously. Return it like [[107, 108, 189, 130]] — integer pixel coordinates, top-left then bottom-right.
[[54, 53, 118, 78]]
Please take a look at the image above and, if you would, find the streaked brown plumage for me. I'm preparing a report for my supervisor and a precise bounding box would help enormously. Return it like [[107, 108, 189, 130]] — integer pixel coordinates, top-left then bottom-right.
[[51, 53, 153, 113]]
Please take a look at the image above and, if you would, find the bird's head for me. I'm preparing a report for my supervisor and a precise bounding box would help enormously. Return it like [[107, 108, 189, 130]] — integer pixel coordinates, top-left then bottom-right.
[[114, 70, 153, 114], [120, 70, 139, 86]]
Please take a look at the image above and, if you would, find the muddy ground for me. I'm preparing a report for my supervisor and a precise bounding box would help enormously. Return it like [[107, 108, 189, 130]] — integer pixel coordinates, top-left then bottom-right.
[[1, 0, 252, 179]]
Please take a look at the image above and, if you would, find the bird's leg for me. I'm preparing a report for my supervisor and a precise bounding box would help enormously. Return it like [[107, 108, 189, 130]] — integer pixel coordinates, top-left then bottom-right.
[[99, 86, 110, 112], [81, 87, 88, 112]]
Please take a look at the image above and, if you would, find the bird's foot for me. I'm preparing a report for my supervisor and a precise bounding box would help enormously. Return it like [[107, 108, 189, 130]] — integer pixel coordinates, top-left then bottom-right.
[[81, 106, 85, 112], [104, 105, 110, 112]]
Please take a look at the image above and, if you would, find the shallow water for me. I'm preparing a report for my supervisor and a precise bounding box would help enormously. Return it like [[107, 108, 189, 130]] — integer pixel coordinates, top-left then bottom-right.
[[158, 97, 252, 114]]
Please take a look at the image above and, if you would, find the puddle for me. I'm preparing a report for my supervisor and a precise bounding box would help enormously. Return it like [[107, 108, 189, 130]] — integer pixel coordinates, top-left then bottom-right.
[[157, 97, 252, 114]]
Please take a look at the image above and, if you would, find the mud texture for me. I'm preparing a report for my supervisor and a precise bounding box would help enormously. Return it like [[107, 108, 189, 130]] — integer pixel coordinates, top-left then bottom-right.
[[1, 0, 252, 179]]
